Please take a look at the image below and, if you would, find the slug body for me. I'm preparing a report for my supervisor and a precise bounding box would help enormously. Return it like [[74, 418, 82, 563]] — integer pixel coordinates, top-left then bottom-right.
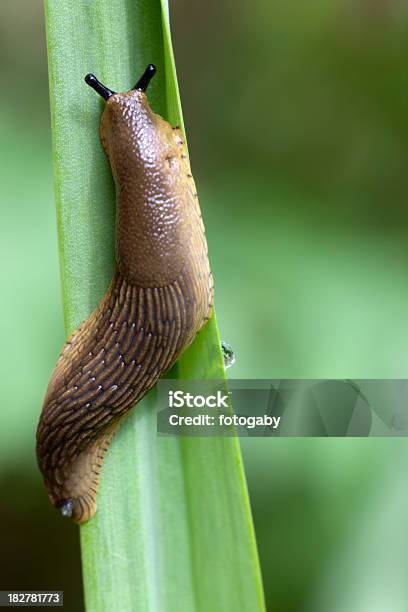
[[36, 66, 213, 523]]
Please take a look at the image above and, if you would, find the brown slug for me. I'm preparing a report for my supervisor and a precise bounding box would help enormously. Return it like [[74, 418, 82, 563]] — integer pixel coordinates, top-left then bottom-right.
[[36, 64, 214, 524]]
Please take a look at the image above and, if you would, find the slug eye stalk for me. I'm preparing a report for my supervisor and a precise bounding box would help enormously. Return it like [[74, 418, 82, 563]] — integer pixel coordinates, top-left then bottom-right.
[[133, 64, 156, 92], [84, 73, 116, 100], [85, 64, 156, 100]]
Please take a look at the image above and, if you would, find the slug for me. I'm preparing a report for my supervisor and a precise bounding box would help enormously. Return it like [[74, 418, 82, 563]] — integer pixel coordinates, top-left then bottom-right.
[[36, 64, 214, 523]]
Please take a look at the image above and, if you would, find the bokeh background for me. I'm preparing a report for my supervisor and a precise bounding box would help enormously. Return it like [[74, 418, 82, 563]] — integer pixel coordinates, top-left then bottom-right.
[[2, 1, 408, 610]]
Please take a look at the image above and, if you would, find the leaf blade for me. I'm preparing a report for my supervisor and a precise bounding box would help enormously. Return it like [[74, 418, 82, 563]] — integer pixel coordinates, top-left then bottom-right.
[[44, 0, 265, 610]]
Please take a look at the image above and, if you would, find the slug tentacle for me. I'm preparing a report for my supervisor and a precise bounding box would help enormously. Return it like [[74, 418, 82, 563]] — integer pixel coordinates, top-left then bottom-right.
[[37, 65, 214, 523]]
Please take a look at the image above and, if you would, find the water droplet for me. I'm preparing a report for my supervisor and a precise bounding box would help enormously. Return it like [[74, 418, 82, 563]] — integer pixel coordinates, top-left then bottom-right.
[[221, 341, 235, 369], [60, 499, 74, 518]]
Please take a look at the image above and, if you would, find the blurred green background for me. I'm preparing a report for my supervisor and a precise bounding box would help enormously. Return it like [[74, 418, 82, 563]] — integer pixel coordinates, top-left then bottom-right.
[[2, 1, 408, 610]]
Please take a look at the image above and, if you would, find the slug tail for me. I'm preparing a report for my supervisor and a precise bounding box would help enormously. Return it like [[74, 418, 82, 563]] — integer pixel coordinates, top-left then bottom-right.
[[37, 268, 211, 522], [57, 422, 121, 523]]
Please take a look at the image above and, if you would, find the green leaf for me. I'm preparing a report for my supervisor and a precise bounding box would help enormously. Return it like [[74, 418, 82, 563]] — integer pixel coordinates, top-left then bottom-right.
[[44, 0, 265, 610]]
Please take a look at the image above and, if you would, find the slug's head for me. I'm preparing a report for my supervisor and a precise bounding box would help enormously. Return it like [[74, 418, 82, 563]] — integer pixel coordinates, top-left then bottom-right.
[[85, 65, 160, 167]]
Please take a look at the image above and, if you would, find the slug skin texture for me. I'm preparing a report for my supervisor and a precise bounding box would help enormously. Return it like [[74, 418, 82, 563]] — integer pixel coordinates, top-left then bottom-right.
[[36, 67, 214, 523]]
